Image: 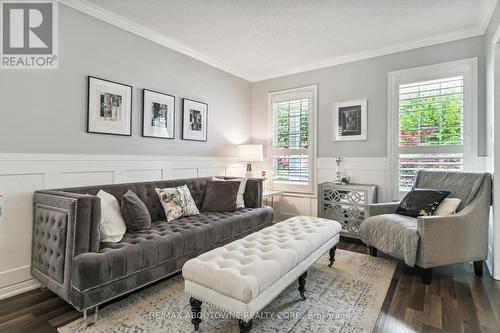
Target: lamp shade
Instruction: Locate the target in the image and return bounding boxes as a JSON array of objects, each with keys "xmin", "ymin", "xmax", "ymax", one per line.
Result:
[{"xmin": 236, "ymin": 144, "xmax": 263, "ymax": 162}]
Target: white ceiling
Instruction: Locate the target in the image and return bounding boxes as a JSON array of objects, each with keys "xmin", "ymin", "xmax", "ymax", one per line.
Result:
[{"xmin": 65, "ymin": 0, "xmax": 497, "ymax": 82}]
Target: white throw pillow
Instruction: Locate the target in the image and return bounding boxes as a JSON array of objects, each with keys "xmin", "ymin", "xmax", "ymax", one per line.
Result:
[
  {"xmin": 434, "ymin": 198, "xmax": 461, "ymax": 216},
  {"xmin": 211, "ymin": 177, "xmax": 247, "ymax": 208},
  {"xmin": 97, "ymin": 190, "xmax": 127, "ymax": 243}
]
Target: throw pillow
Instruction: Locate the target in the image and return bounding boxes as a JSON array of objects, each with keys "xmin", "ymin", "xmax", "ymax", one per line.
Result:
[
  {"xmin": 396, "ymin": 189, "xmax": 451, "ymax": 218},
  {"xmin": 120, "ymin": 190, "xmax": 151, "ymax": 231},
  {"xmin": 211, "ymin": 177, "xmax": 247, "ymax": 208},
  {"xmin": 155, "ymin": 185, "xmax": 200, "ymax": 222},
  {"xmin": 434, "ymin": 198, "xmax": 462, "ymax": 216},
  {"xmin": 202, "ymin": 180, "xmax": 240, "ymax": 212},
  {"xmin": 96, "ymin": 190, "xmax": 127, "ymax": 243}
]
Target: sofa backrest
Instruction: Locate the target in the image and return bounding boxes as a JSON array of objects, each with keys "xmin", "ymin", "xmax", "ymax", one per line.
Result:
[
  {"xmin": 56, "ymin": 177, "xmax": 263, "ymax": 222},
  {"xmin": 414, "ymin": 170, "xmax": 489, "ymax": 212},
  {"xmin": 59, "ymin": 177, "xmax": 212, "ymax": 221}
]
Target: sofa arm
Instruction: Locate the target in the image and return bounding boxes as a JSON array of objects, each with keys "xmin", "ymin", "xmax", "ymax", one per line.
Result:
[
  {"xmin": 242, "ymin": 178, "xmax": 263, "ymax": 208},
  {"xmin": 32, "ymin": 190, "xmax": 101, "ymax": 303},
  {"xmin": 366, "ymin": 202, "xmax": 399, "ymax": 217},
  {"xmin": 416, "ymin": 194, "xmax": 489, "ymax": 267}
]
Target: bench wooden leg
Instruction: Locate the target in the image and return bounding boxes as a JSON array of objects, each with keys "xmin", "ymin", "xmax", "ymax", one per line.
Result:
[
  {"xmin": 238, "ymin": 319, "xmax": 253, "ymax": 333},
  {"xmin": 298, "ymin": 271, "xmax": 308, "ymax": 299},
  {"xmin": 328, "ymin": 246, "xmax": 337, "ymax": 267},
  {"xmin": 368, "ymin": 246, "xmax": 377, "ymax": 257},
  {"xmin": 190, "ymin": 297, "xmax": 202, "ymax": 331}
]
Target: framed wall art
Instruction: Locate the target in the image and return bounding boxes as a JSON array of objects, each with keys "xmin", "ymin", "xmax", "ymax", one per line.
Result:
[
  {"xmin": 87, "ymin": 76, "xmax": 132, "ymax": 136},
  {"xmin": 182, "ymin": 98, "xmax": 208, "ymax": 142},
  {"xmin": 142, "ymin": 89, "xmax": 175, "ymax": 139},
  {"xmin": 333, "ymin": 99, "xmax": 367, "ymax": 141}
]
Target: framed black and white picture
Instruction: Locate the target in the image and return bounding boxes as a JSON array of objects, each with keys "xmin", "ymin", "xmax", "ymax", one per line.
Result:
[
  {"xmin": 142, "ymin": 89, "xmax": 175, "ymax": 139},
  {"xmin": 333, "ymin": 99, "xmax": 367, "ymax": 141},
  {"xmin": 87, "ymin": 76, "xmax": 132, "ymax": 136},
  {"xmin": 182, "ymin": 98, "xmax": 208, "ymax": 141}
]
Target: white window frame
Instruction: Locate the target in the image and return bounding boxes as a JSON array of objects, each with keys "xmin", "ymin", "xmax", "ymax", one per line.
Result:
[
  {"xmin": 388, "ymin": 58, "xmax": 478, "ymax": 200},
  {"xmin": 267, "ymin": 85, "xmax": 318, "ymax": 195}
]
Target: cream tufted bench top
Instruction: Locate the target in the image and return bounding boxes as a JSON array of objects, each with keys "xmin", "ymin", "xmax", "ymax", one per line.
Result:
[{"xmin": 183, "ymin": 216, "xmax": 341, "ymax": 304}]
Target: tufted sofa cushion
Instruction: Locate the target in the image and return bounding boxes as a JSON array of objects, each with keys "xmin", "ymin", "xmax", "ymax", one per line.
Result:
[
  {"xmin": 182, "ymin": 216, "xmax": 341, "ymax": 303},
  {"xmin": 71, "ymin": 207, "xmax": 273, "ymax": 291}
]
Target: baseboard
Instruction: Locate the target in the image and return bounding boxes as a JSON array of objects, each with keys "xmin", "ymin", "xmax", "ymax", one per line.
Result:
[{"xmin": 0, "ymin": 278, "xmax": 41, "ymax": 300}]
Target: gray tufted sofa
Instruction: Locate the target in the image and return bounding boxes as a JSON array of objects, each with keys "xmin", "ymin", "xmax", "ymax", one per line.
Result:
[{"xmin": 31, "ymin": 177, "xmax": 273, "ymax": 316}]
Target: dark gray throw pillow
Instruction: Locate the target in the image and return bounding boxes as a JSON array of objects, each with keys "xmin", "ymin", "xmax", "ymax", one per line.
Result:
[
  {"xmin": 396, "ymin": 189, "xmax": 451, "ymax": 218},
  {"xmin": 202, "ymin": 180, "xmax": 240, "ymax": 212},
  {"xmin": 121, "ymin": 190, "xmax": 151, "ymax": 231}
]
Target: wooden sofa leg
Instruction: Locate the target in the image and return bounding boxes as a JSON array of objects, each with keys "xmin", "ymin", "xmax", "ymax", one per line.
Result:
[
  {"xmin": 368, "ymin": 246, "xmax": 377, "ymax": 257},
  {"xmin": 328, "ymin": 246, "xmax": 337, "ymax": 267},
  {"xmin": 238, "ymin": 319, "xmax": 253, "ymax": 333},
  {"xmin": 190, "ymin": 297, "xmax": 202, "ymax": 331},
  {"xmin": 473, "ymin": 261, "xmax": 483, "ymax": 276},
  {"xmin": 422, "ymin": 268, "xmax": 432, "ymax": 285}
]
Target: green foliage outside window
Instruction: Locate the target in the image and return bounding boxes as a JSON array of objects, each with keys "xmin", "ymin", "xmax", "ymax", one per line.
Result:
[{"xmin": 399, "ymin": 93, "xmax": 463, "ymax": 146}]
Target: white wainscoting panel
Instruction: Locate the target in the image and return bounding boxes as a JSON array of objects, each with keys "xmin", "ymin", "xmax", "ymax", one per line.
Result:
[
  {"xmin": 124, "ymin": 169, "xmax": 163, "ymax": 183},
  {"xmin": 0, "ymin": 153, "xmax": 244, "ymax": 299}
]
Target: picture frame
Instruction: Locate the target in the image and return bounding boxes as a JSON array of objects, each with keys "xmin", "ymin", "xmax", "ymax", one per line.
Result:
[
  {"xmin": 333, "ymin": 99, "xmax": 367, "ymax": 141},
  {"xmin": 87, "ymin": 76, "xmax": 132, "ymax": 136},
  {"xmin": 182, "ymin": 98, "xmax": 208, "ymax": 142},
  {"xmin": 142, "ymin": 89, "xmax": 175, "ymax": 139}
]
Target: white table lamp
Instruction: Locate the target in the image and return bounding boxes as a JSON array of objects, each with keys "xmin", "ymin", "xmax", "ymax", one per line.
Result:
[{"xmin": 237, "ymin": 144, "xmax": 263, "ymax": 177}]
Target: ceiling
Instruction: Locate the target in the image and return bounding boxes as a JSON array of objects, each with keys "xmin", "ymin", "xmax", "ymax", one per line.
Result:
[{"xmin": 65, "ymin": 0, "xmax": 497, "ymax": 82}]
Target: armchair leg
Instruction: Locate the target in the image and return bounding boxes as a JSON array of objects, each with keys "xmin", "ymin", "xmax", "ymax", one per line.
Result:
[
  {"xmin": 368, "ymin": 246, "xmax": 377, "ymax": 257},
  {"xmin": 473, "ymin": 261, "xmax": 483, "ymax": 276},
  {"xmin": 422, "ymin": 268, "xmax": 432, "ymax": 285}
]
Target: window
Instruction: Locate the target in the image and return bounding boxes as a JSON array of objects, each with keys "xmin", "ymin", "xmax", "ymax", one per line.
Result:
[
  {"xmin": 389, "ymin": 58, "xmax": 478, "ymax": 198},
  {"xmin": 269, "ymin": 86, "xmax": 317, "ymax": 194}
]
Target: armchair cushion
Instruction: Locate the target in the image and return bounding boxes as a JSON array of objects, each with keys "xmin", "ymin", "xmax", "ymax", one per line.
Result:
[{"xmin": 359, "ymin": 214, "xmax": 419, "ymax": 266}]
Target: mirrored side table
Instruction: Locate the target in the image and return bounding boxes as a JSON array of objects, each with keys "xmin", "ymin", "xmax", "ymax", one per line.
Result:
[{"xmin": 318, "ymin": 183, "xmax": 378, "ymax": 238}]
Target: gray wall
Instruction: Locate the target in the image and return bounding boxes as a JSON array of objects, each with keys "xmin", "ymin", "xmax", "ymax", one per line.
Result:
[
  {"xmin": 251, "ymin": 36, "xmax": 487, "ymax": 158},
  {"xmin": 0, "ymin": 5, "xmax": 252, "ymax": 156}
]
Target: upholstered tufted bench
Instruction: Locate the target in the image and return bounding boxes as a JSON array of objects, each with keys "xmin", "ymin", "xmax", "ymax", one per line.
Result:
[{"xmin": 182, "ymin": 216, "xmax": 342, "ymax": 332}]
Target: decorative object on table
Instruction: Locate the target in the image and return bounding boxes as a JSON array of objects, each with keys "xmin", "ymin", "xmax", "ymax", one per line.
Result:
[
  {"xmin": 341, "ymin": 176, "xmax": 351, "ymax": 184},
  {"xmin": 319, "ymin": 182, "xmax": 378, "ymax": 238},
  {"xmin": 182, "ymin": 98, "xmax": 208, "ymax": 141},
  {"xmin": 142, "ymin": 89, "xmax": 175, "ymax": 139},
  {"xmin": 333, "ymin": 99, "xmax": 367, "ymax": 141},
  {"xmin": 236, "ymin": 144, "xmax": 264, "ymax": 177},
  {"xmin": 261, "ymin": 170, "xmax": 268, "ymax": 189},
  {"xmin": 87, "ymin": 76, "xmax": 132, "ymax": 136},
  {"xmin": 334, "ymin": 157, "xmax": 343, "ymax": 184}
]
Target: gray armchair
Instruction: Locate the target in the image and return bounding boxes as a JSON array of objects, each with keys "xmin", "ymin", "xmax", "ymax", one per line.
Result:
[{"xmin": 359, "ymin": 170, "xmax": 491, "ymax": 284}]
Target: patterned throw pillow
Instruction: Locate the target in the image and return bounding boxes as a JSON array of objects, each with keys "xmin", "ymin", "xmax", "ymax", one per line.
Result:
[
  {"xmin": 396, "ymin": 189, "xmax": 451, "ymax": 218},
  {"xmin": 155, "ymin": 185, "xmax": 200, "ymax": 222}
]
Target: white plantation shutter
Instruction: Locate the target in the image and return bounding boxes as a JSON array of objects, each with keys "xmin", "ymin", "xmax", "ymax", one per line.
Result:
[
  {"xmin": 270, "ymin": 86, "xmax": 316, "ymax": 194},
  {"xmin": 398, "ymin": 76, "xmax": 464, "ymax": 190}
]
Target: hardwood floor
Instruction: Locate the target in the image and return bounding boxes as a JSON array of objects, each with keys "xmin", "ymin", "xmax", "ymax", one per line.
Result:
[{"xmin": 0, "ymin": 239, "xmax": 498, "ymax": 333}]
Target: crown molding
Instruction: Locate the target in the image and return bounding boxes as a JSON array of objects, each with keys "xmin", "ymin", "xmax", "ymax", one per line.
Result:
[
  {"xmin": 59, "ymin": 0, "xmax": 496, "ymax": 83},
  {"xmin": 253, "ymin": 26, "xmax": 486, "ymax": 82},
  {"xmin": 57, "ymin": 0, "xmax": 251, "ymax": 81}
]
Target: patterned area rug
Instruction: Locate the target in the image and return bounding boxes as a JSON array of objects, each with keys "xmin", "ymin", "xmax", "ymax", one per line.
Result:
[{"xmin": 59, "ymin": 250, "xmax": 396, "ymax": 333}]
